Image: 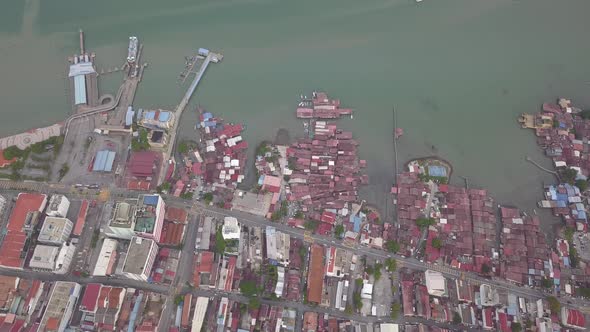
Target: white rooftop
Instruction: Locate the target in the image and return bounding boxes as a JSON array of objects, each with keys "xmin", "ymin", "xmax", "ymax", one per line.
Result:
[{"xmin": 222, "ymin": 217, "xmax": 240, "ymax": 240}]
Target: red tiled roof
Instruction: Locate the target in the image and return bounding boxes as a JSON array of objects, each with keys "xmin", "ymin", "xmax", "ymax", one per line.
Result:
[
  {"xmin": 129, "ymin": 151, "xmax": 157, "ymax": 177},
  {"xmin": 193, "ymin": 251, "xmax": 214, "ymax": 286},
  {"xmin": 161, "ymin": 222, "xmax": 185, "ymax": 246},
  {"xmin": 483, "ymin": 308, "xmax": 494, "ymax": 328},
  {"xmin": 320, "ymin": 211, "xmax": 336, "ymax": 224},
  {"xmin": 0, "ymin": 151, "xmax": 16, "ymax": 168},
  {"xmin": 127, "ymin": 180, "xmax": 151, "ymax": 191},
  {"xmin": 498, "ymin": 312, "xmax": 509, "ymax": 332},
  {"xmin": 45, "ymin": 317, "xmax": 60, "ymax": 331},
  {"xmin": 7, "ymin": 193, "xmax": 46, "ymax": 232},
  {"xmin": 0, "ymin": 193, "xmax": 45, "ymax": 267},
  {"xmin": 165, "ymin": 207, "xmax": 188, "ymax": 223},
  {"xmin": 307, "ymin": 245, "xmax": 325, "ymax": 303},
  {"xmin": 73, "ymin": 200, "xmax": 89, "ymax": 236},
  {"xmin": 564, "ymin": 308, "xmax": 586, "ymax": 327},
  {"xmin": 80, "ymin": 283, "xmax": 102, "ymax": 312}
]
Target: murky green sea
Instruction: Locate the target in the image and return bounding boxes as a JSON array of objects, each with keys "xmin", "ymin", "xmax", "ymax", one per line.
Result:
[{"xmin": 2, "ymin": 0, "xmax": 590, "ymax": 231}]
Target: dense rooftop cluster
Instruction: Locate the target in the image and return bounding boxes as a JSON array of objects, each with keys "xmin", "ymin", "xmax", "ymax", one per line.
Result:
[
  {"xmin": 197, "ymin": 110, "xmax": 248, "ymax": 188},
  {"xmin": 287, "ymin": 121, "xmax": 367, "ymax": 214}
]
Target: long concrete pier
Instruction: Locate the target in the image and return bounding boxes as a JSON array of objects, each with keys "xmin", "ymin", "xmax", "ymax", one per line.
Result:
[
  {"xmin": 158, "ymin": 50, "xmax": 222, "ymax": 184},
  {"xmin": 174, "ymin": 52, "xmax": 220, "ymax": 116}
]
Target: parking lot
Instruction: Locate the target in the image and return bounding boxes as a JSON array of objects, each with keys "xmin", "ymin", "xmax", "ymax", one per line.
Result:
[{"xmin": 53, "ymin": 114, "xmax": 131, "ymax": 187}]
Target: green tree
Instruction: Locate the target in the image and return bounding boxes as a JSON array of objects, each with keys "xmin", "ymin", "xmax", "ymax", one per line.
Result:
[
  {"xmin": 294, "ymin": 211, "xmax": 304, "ymax": 219},
  {"xmin": 58, "ymin": 163, "xmax": 69, "ymax": 181},
  {"xmin": 344, "ymin": 304, "xmax": 353, "ymax": 315},
  {"xmin": 240, "ymin": 280, "xmax": 259, "ymax": 297},
  {"xmin": 570, "ymin": 247, "xmax": 580, "ymax": 268},
  {"xmin": 374, "ymin": 263, "xmax": 382, "ymax": 281},
  {"xmin": 215, "ymin": 226, "xmax": 226, "ymax": 254},
  {"xmin": 365, "ymin": 265, "xmax": 374, "ymax": 275},
  {"xmin": 174, "ymin": 295, "xmax": 184, "ymax": 306},
  {"xmin": 547, "ymin": 296, "xmax": 560, "ymax": 314},
  {"xmin": 511, "ymin": 322, "xmax": 522, "ymax": 332},
  {"xmin": 2, "ymin": 146, "xmax": 25, "ymax": 160},
  {"xmin": 353, "ymin": 292, "xmax": 362, "ymax": 310},
  {"xmin": 431, "ymin": 237, "xmax": 443, "ymax": 249},
  {"xmin": 561, "ymin": 168, "xmax": 578, "ymax": 185},
  {"xmin": 298, "ymin": 246, "xmax": 307, "ymax": 261},
  {"xmin": 481, "ymin": 263, "xmax": 491, "ymax": 274},
  {"xmin": 541, "ymin": 277, "xmax": 553, "ymax": 289},
  {"xmin": 391, "ymin": 303, "xmax": 401, "ymax": 319},
  {"xmin": 575, "ymin": 179, "xmax": 588, "ymax": 192},
  {"xmin": 385, "ymin": 240, "xmax": 400, "ymax": 253},
  {"xmin": 203, "ymin": 192, "xmax": 213, "ymax": 204},
  {"xmin": 178, "ymin": 141, "xmax": 190, "ymax": 154},
  {"xmin": 355, "ymin": 278, "xmax": 363, "ymax": 289},
  {"xmin": 416, "ymin": 217, "xmax": 436, "ymax": 229},
  {"xmin": 334, "ymin": 225, "xmax": 345, "ymax": 238},
  {"xmin": 564, "ymin": 226, "xmax": 575, "ymax": 242},
  {"xmin": 453, "ymin": 311, "xmax": 462, "ymax": 324},
  {"xmin": 385, "ymin": 258, "xmax": 397, "ymax": 271},
  {"xmin": 304, "ymin": 220, "xmax": 319, "ymax": 231},
  {"xmin": 180, "ymin": 192, "xmax": 193, "ymax": 200},
  {"xmin": 248, "ymin": 297, "xmax": 261, "ymax": 310},
  {"xmin": 132, "ymin": 128, "xmax": 150, "ymax": 151},
  {"xmin": 578, "ymin": 287, "xmax": 590, "ymax": 298}
]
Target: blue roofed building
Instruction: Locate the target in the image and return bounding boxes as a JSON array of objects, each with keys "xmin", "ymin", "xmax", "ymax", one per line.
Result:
[
  {"xmin": 73, "ymin": 75, "xmax": 87, "ymax": 105},
  {"xmin": 92, "ymin": 150, "xmax": 116, "ymax": 172},
  {"xmin": 125, "ymin": 107, "xmax": 135, "ymax": 128},
  {"xmin": 138, "ymin": 109, "xmax": 175, "ymax": 130}
]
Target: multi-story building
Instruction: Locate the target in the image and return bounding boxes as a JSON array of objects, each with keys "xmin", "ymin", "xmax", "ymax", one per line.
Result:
[
  {"xmin": 93, "ymin": 238, "xmax": 118, "ymax": 276},
  {"xmin": 0, "ymin": 193, "xmax": 47, "ymax": 268},
  {"xmin": 28, "ymin": 243, "xmax": 75, "ymax": 274},
  {"xmin": 39, "ymin": 281, "xmax": 81, "ymax": 332},
  {"xmin": 134, "ymin": 194, "xmax": 165, "ymax": 242},
  {"xmin": 120, "ymin": 236, "xmax": 158, "ymax": 281},
  {"xmin": 105, "ymin": 201, "xmax": 137, "ymax": 240},
  {"xmin": 46, "ymin": 195, "xmax": 70, "ymax": 218},
  {"xmin": 265, "ymin": 226, "xmax": 290, "ymax": 267},
  {"xmin": 38, "ymin": 217, "xmax": 73, "ymax": 245}
]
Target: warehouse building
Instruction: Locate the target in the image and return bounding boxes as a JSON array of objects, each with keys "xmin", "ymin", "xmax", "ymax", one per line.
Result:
[{"xmin": 92, "ymin": 150, "xmax": 116, "ymax": 172}]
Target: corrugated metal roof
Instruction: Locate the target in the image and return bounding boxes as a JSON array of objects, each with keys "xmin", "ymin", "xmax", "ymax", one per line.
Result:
[
  {"xmin": 93, "ymin": 150, "xmax": 107, "ymax": 172},
  {"xmin": 125, "ymin": 108, "xmax": 134, "ymax": 126},
  {"xmin": 74, "ymin": 75, "xmax": 87, "ymax": 105},
  {"xmin": 68, "ymin": 62, "xmax": 95, "ymax": 77},
  {"xmin": 104, "ymin": 151, "xmax": 116, "ymax": 172}
]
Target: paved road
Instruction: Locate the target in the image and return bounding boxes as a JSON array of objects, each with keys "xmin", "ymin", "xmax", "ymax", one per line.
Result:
[
  {"xmin": 0, "ymin": 267, "xmax": 168, "ymax": 294},
  {"xmin": 183, "ymin": 288, "xmax": 481, "ymax": 331},
  {"xmin": 1, "ymin": 180, "xmax": 589, "ymax": 311},
  {"xmin": 157, "ymin": 214, "xmax": 202, "ymax": 332}
]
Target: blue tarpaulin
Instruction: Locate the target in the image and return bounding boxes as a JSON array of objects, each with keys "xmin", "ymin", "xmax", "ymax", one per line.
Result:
[{"xmin": 428, "ymin": 165, "xmax": 447, "ymax": 177}]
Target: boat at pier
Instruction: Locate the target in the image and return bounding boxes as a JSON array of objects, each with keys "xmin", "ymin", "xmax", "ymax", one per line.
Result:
[{"xmin": 127, "ymin": 36, "xmax": 138, "ymax": 63}]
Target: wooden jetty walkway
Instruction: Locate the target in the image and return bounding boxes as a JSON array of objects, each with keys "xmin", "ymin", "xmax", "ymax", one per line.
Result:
[{"xmin": 525, "ymin": 156, "xmax": 559, "ymax": 177}]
